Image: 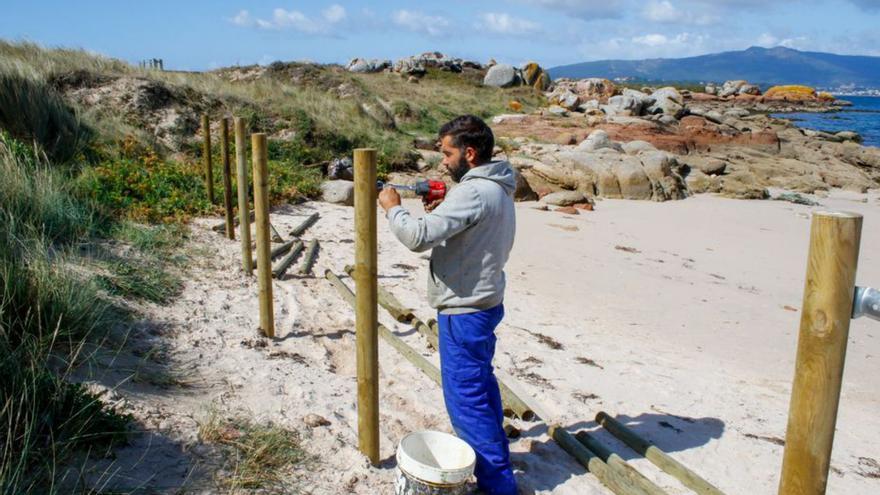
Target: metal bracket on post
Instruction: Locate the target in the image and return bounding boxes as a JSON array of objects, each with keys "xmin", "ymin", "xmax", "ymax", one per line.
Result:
[{"xmin": 853, "ymin": 286, "xmax": 880, "ymax": 321}]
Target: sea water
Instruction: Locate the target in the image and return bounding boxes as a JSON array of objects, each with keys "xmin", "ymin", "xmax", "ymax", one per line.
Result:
[{"xmin": 772, "ymin": 96, "xmax": 880, "ymax": 147}]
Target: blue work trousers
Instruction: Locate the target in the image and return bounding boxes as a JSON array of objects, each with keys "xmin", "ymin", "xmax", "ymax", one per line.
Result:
[{"xmin": 438, "ymin": 305, "xmax": 517, "ymax": 495}]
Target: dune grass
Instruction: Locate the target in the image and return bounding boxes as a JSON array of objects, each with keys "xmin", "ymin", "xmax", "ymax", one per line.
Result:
[
  {"xmin": 0, "ymin": 132, "xmax": 133, "ymax": 493},
  {"xmin": 198, "ymin": 411, "xmax": 307, "ymax": 491}
]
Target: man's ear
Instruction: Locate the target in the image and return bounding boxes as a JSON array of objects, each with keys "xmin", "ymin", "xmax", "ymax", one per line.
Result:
[{"xmin": 465, "ymin": 146, "xmax": 478, "ymax": 167}]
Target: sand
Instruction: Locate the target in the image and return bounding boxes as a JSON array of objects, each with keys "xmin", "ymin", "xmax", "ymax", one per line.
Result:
[{"xmin": 73, "ymin": 188, "xmax": 880, "ymax": 494}]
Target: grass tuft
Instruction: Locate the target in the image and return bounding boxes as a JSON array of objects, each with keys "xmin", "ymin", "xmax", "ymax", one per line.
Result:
[{"xmin": 199, "ymin": 411, "xmax": 307, "ymax": 491}]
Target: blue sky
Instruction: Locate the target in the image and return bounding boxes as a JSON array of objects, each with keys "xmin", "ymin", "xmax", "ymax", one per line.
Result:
[{"xmin": 2, "ymin": 0, "xmax": 879, "ymax": 71}]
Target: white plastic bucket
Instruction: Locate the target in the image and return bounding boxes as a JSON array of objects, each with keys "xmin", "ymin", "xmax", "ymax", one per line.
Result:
[{"xmin": 395, "ymin": 431, "xmax": 476, "ymax": 494}]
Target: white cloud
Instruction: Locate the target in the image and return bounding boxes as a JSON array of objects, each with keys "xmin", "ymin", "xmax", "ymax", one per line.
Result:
[
  {"xmin": 478, "ymin": 12, "xmax": 541, "ymax": 34},
  {"xmin": 230, "ymin": 10, "xmax": 253, "ymax": 27},
  {"xmin": 515, "ymin": 0, "xmax": 624, "ymax": 20},
  {"xmin": 633, "ymin": 33, "xmax": 671, "ymax": 47},
  {"xmin": 642, "ymin": 1, "xmax": 719, "ymax": 25},
  {"xmin": 643, "ymin": 1, "xmax": 681, "ymax": 22},
  {"xmin": 323, "ymin": 4, "xmax": 346, "ymax": 23},
  {"xmin": 229, "ymin": 5, "xmax": 346, "ymax": 34},
  {"xmin": 391, "ymin": 10, "xmax": 451, "ymax": 37},
  {"xmin": 756, "ymin": 33, "xmax": 780, "ymax": 46}
]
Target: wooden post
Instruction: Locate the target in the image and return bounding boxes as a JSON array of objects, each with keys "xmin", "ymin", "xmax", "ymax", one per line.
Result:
[
  {"xmin": 234, "ymin": 117, "xmax": 253, "ymax": 274},
  {"xmin": 252, "ymin": 133, "xmax": 274, "ymax": 338},
  {"xmin": 354, "ymin": 148, "xmax": 379, "ymax": 465},
  {"xmin": 220, "ymin": 117, "xmax": 235, "ymax": 240},
  {"xmin": 778, "ymin": 211, "xmax": 862, "ymax": 495},
  {"xmin": 201, "ymin": 115, "xmax": 215, "ymax": 204},
  {"xmin": 597, "ymin": 412, "xmax": 726, "ymax": 495}
]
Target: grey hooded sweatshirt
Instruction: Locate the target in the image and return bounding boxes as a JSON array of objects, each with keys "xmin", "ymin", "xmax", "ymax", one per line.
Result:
[{"xmin": 386, "ymin": 160, "xmax": 516, "ymax": 315}]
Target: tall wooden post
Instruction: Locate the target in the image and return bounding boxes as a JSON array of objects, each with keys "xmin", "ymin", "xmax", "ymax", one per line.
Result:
[
  {"xmin": 220, "ymin": 117, "xmax": 235, "ymax": 240},
  {"xmin": 234, "ymin": 117, "xmax": 253, "ymax": 274},
  {"xmin": 251, "ymin": 133, "xmax": 274, "ymax": 338},
  {"xmin": 778, "ymin": 211, "xmax": 862, "ymax": 495},
  {"xmin": 354, "ymin": 148, "xmax": 379, "ymax": 464},
  {"xmin": 201, "ymin": 115, "xmax": 215, "ymax": 204}
]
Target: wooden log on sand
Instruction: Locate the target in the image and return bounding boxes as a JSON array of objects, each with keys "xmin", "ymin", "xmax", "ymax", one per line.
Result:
[
  {"xmin": 344, "ymin": 265, "xmax": 414, "ymax": 322},
  {"xmin": 271, "ymin": 240, "xmax": 296, "ymax": 260},
  {"xmin": 272, "ymin": 241, "xmax": 305, "ymax": 279},
  {"xmin": 550, "ymin": 424, "xmax": 645, "ymax": 495},
  {"xmin": 575, "ymin": 430, "xmax": 670, "ymax": 495},
  {"xmin": 327, "ymin": 269, "xmax": 441, "ymax": 383},
  {"xmin": 596, "ymin": 412, "xmax": 726, "ymax": 495},
  {"xmin": 298, "ymin": 240, "xmax": 320, "ymax": 276},
  {"xmin": 290, "ymin": 212, "xmax": 319, "ymax": 238}
]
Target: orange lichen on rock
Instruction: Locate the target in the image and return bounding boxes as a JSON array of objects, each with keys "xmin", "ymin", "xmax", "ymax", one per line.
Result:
[
  {"xmin": 764, "ymin": 85, "xmax": 818, "ymax": 100},
  {"xmin": 818, "ymin": 91, "xmax": 835, "ymax": 101},
  {"xmin": 508, "ymin": 100, "xmax": 523, "ymax": 112}
]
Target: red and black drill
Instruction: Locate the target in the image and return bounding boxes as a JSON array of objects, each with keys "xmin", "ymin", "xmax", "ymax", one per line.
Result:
[{"xmin": 377, "ymin": 179, "xmax": 447, "ymax": 203}]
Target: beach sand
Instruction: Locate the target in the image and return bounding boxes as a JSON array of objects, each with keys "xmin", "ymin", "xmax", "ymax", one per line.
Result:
[{"xmin": 78, "ymin": 189, "xmax": 880, "ymax": 494}]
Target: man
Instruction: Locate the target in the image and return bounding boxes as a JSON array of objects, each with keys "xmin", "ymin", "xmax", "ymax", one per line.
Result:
[{"xmin": 378, "ymin": 115, "xmax": 517, "ymax": 495}]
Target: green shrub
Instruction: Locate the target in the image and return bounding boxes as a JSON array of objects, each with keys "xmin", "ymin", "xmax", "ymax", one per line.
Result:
[{"xmin": 77, "ymin": 151, "xmax": 212, "ymax": 223}]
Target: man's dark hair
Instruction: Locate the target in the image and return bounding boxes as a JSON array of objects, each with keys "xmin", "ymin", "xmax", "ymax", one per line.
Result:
[{"xmin": 439, "ymin": 115, "xmax": 495, "ymax": 165}]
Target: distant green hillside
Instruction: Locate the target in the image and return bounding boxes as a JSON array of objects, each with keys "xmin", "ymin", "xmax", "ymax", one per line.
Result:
[{"xmin": 549, "ymin": 46, "xmax": 880, "ymax": 88}]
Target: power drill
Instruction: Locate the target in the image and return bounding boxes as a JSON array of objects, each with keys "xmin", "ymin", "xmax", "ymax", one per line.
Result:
[{"xmin": 377, "ymin": 179, "xmax": 447, "ymax": 203}]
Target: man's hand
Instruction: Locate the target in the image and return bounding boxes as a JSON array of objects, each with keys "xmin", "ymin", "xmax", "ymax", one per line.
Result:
[
  {"xmin": 378, "ymin": 186, "xmax": 401, "ymax": 213},
  {"xmin": 423, "ymin": 197, "xmax": 443, "ymax": 212}
]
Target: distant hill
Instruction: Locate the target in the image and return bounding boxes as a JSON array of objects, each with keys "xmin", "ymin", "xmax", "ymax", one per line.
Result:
[{"xmin": 548, "ymin": 46, "xmax": 880, "ymax": 88}]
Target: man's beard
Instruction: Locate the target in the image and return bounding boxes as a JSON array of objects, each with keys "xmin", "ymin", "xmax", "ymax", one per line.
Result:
[{"xmin": 449, "ymin": 155, "xmax": 469, "ymax": 183}]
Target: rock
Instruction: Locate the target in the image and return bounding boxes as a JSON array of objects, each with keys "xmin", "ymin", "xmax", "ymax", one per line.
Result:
[
  {"xmin": 303, "ymin": 414, "xmax": 331, "ymax": 428},
  {"xmin": 321, "ymin": 180, "xmax": 355, "ymax": 206},
  {"xmin": 621, "ymin": 140, "xmax": 658, "ymax": 155},
  {"xmin": 604, "ymin": 89, "xmax": 654, "ymax": 116},
  {"xmin": 724, "ymin": 108, "xmax": 750, "ymax": 118},
  {"xmin": 658, "ymin": 115, "xmax": 678, "ymax": 125},
  {"xmin": 359, "ymin": 99, "xmax": 396, "ymax": 130},
  {"xmin": 836, "ymin": 131, "xmax": 862, "ymax": 143},
  {"xmin": 647, "ymin": 87, "xmax": 685, "ymax": 118},
  {"xmin": 576, "ymin": 129, "xmax": 623, "ymax": 152},
  {"xmin": 614, "ymin": 157, "xmax": 654, "ymax": 200},
  {"xmin": 639, "ymin": 151, "xmax": 688, "ymax": 200},
  {"xmin": 521, "ymin": 62, "xmax": 551, "ymax": 91},
  {"xmin": 719, "ymin": 171, "xmax": 770, "ymax": 200},
  {"xmin": 555, "ymin": 206, "xmax": 579, "ymax": 215},
  {"xmin": 514, "ymin": 169, "xmax": 538, "ymax": 201},
  {"xmin": 548, "ymin": 105, "xmax": 569, "ymax": 117},
  {"xmin": 491, "ymin": 114, "xmax": 527, "ymax": 125},
  {"xmin": 542, "ymin": 190, "xmax": 589, "ymax": 206},
  {"xmin": 739, "ymin": 84, "xmax": 761, "ymax": 96},
  {"xmin": 555, "ymin": 133, "xmax": 576, "ymax": 145},
  {"xmin": 393, "ymin": 57, "xmax": 426, "ymax": 76},
  {"xmin": 774, "ymin": 192, "xmax": 820, "ymax": 206},
  {"xmin": 575, "ymin": 78, "xmax": 617, "ymax": 100},
  {"xmin": 720, "ymin": 80, "xmax": 748, "ymax": 97},
  {"xmin": 764, "ymin": 85, "xmax": 818, "ymax": 101},
  {"xmin": 578, "ymin": 99, "xmax": 600, "ymax": 112},
  {"xmin": 547, "ymin": 87, "xmax": 580, "ymax": 110},
  {"xmin": 705, "ymin": 83, "xmax": 718, "ymax": 95},
  {"xmin": 484, "ymin": 64, "xmax": 518, "ymax": 87},
  {"xmin": 685, "ymin": 170, "xmax": 721, "ymax": 194},
  {"xmin": 697, "ymin": 158, "xmax": 727, "ymax": 176},
  {"xmin": 407, "ymin": 76, "xmax": 419, "ymax": 84},
  {"xmin": 573, "ymin": 202, "xmax": 594, "ymax": 211},
  {"xmin": 346, "ymin": 58, "xmax": 390, "ymax": 73}
]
